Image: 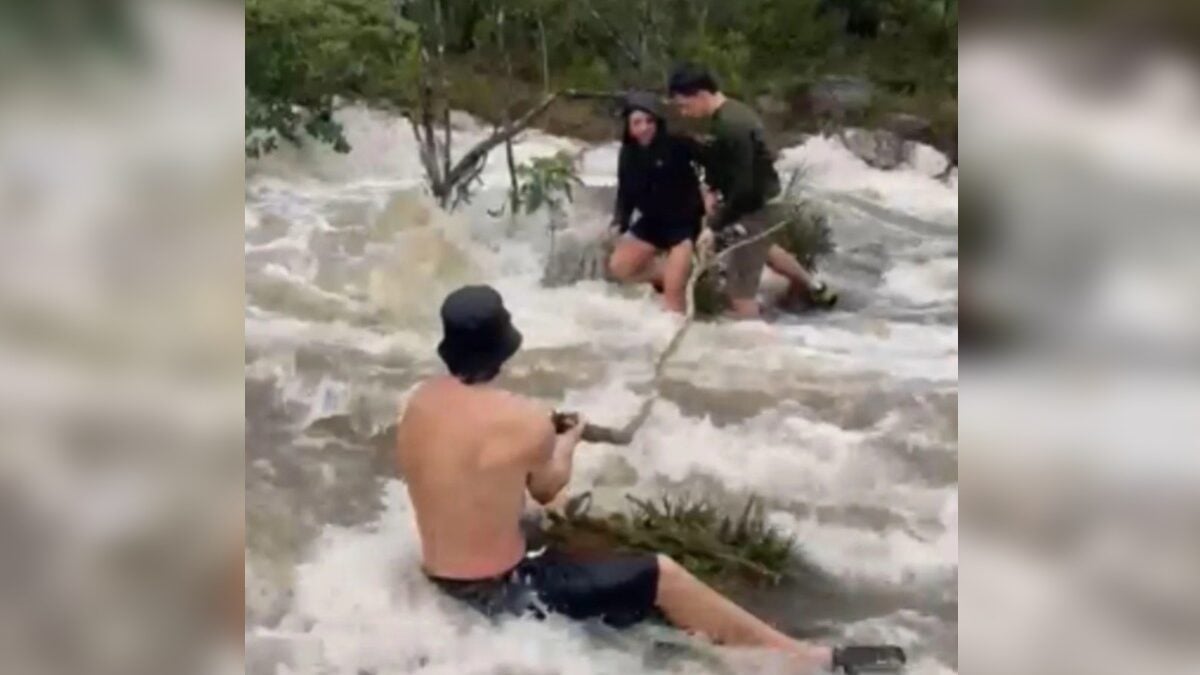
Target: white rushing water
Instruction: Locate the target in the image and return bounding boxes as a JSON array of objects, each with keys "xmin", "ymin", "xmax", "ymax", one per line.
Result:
[{"xmin": 245, "ymin": 106, "xmax": 958, "ymax": 675}]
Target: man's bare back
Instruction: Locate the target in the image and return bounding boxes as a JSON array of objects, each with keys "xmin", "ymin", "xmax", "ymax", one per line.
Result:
[{"xmin": 396, "ymin": 376, "xmax": 558, "ymax": 579}]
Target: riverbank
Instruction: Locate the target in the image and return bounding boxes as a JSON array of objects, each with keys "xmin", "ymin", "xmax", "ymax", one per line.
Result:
[{"xmin": 441, "ymin": 61, "xmax": 957, "ymax": 164}]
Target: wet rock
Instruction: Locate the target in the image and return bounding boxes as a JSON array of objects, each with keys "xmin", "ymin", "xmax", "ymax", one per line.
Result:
[
  {"xmin": 754, "ymin": 94, "xmax": 790, "ymax": 125},
  {"xmin": 839, "ymin": 127, "xmax": 910, "ymax": 170},
  {"xmin": 541, "ymin": 221, "xmax": 617, "ymax": 287},
  {"xmin": 883, "ymin": 112, "xmax": 934, "ymax": 143},
  {"xmin": 807, "ymin": 76, "xmax": 874, "ymax": 123}
]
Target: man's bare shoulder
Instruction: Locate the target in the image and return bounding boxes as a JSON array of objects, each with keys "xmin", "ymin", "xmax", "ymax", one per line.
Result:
[
  {"xmin": 401, "ymin": 378, "xmax": 546, "ymax": 428},
  {"xmin": 401, "ymin": 377, "xmax": 472, "ymax": 418},
  {"xmin": 474, "ymin": 388, "xmax": 553, "ymax": 462}
]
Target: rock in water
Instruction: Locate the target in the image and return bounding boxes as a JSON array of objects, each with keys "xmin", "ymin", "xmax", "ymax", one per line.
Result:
[
  {"xmin": 883, "ymin": 112, "xmax": 934, "ymax": 143},
  {"xmin": 807, "ymin": 76, "xmax": 874, "ymax": 123},
  {"xmin": 754, "ymin": 94, "xmax": 789, "ymax": 126},
  {"xmin": 839, "ymin": 127, "xmax": 910, "ymax": 170},
  {"xmin": 542, "ymin": 221, "xmax": 617, "ymax": 287}
]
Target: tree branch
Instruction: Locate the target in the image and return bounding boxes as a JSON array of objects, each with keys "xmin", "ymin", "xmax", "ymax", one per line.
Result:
[
  {"xmin": 560, "ymin": 217, "xmax": 795, "ymax": 446},
  {"xmin": 441, "ymin": 91, "xmax": 559, "ymax": 189},
  {"xmin": 437, "ymin": 89, "xmax": 624, "ymax": 208}
]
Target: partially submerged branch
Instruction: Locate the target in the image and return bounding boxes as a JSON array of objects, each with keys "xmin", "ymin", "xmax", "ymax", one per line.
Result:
[{"xmin": 542, "ymin": 492, "xmax": 800, "ymax": 587}]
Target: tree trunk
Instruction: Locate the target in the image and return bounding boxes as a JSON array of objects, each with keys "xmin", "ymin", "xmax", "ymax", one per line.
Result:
[
  {"xmin": 498, "ymin": 6, "xmax": 520, "ymax": 213},
  {"xmin": 434, "ymin": 0, "xmax": 451, "ymax": 204},
  {"xmin": 538, "ymin": 14, "xmax": 550, "ymax": 94}
]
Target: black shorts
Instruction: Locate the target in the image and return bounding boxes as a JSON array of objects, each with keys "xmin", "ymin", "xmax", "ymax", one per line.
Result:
[
  {"xmin": 428, "ymin": 548, "xmax": 659, "ymax": 628},
  {"xmin": 629, "ymin": 215, "xmax": 699, "ymax": 252}
]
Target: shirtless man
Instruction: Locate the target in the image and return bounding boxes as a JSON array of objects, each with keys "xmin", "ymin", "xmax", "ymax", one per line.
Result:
[{"xmin": 396, "ymin": 284, "xmax": 905, "ymax": 672}]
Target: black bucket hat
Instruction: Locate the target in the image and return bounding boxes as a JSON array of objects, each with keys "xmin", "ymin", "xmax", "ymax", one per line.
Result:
[{"xmin": 437, "ymin": 285, "xmax": 523, "ymax": 383}]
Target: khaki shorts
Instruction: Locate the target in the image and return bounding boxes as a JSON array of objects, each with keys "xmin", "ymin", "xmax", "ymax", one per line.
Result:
[{"xmin": 721, "ymin": 203, "xmax": 785, "ymax": 299}]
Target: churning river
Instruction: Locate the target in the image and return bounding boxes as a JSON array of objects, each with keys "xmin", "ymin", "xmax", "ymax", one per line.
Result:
[{"xmin": 245, "ymin": 106, "xmax": 958, "ymax": 675}]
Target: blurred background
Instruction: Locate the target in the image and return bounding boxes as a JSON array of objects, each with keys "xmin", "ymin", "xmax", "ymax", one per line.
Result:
[
  {"xmin": 0, "ymin": 1, "xmax": 244, "ymax": 674},
  {"xmin": 960, "ymin": 1, "xmax": 1200, "ymax": 674}
]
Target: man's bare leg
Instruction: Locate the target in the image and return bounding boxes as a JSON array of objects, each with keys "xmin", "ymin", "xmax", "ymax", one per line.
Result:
[
  {"xmin": 765, "ymin": 245, "xmax": 816, "ymax": 294},
  {"xmin": 725, "ymin": 297, "xmax": 761, "ymax": 320},
  {"xmin": 660, "ymin": 241, "xmax": 693, "ymax": 313},
  {"xmin": 654, "ymin": 555, "xmax": 833, "ymax": 670}
]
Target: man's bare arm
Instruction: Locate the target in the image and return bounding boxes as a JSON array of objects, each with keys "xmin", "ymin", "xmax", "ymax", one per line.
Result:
[{"xmin": 527, "ymin": 413, "xmax": 585, "ymax": 505}]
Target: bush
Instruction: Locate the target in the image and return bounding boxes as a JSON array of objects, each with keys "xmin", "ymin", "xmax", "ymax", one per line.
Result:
[
  {"xmin": 245, "ymin": 0, "xmax": 419, "ymax": 156},
  {"xmin": 692, "ymin": 199, "xmax": 835, "ymax": 318}
]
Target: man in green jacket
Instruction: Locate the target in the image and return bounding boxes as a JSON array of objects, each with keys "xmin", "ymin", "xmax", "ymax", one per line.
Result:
[{"xmin": 669, "ymin": 64, "xmax": 836, "ymax": 319}]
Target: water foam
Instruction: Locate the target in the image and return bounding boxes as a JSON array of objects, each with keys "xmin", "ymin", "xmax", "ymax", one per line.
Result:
[
  {"xmin": 779, "ymin": 136, "xmax": 957, "ymax": 225},
  {"xmin": 246, "ymin": 104, "xmax": 959, "ymax": 673}
]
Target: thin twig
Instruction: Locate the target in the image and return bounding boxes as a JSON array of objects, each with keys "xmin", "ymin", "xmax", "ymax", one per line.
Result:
[
  {"xmin": 578, "ymin": 0, "xmax": 643, "ymax": 68},
  {"xmin": 710, "ymin": 218, "xmax": 793, "ymax": 261},
  {"xmin": 585, "ymin": 217, "xmax": 794, "ymax": 444}
]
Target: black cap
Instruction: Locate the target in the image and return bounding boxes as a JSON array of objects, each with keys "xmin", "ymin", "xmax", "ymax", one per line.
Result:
[
  {"xmin": 667, "ymin": 63, "xmax": 719, "ymax": 96},
  {"xmin": 437, "ymin": 285, "xmax": 523, "ymax": 383}
]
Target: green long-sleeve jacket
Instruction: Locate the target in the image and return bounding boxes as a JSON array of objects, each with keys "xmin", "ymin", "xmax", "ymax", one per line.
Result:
[{"xmin": 700, "ymin": 98, "xmax": 781, "ymax": 231}]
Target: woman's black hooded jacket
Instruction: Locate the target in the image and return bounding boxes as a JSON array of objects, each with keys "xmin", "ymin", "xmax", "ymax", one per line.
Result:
[{"xmin": 613, "ymin": 93, "xmax": 704, "ymax": 235}]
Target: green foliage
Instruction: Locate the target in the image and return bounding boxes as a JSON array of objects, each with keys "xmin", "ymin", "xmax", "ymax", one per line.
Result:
[
  {"xmin": 543, "ymin": 493, "xmax": 798, "ymax": 586},
  {"xmin": 737, "ymin": 0, "xmax": 837, "ymax": 92},
  {"xmin": 246, "ymin": 0, "xmax": 958, "ymax": 157},
  {"xmin": 513, "ymin": 151, "xmax": 583, "ymax": 216},
  {"xmin": 692, "ymin": 196, "xmax": 835, "ymax": 319},
  {"xmin": 675, "ymin": 31, "xmax": 752, "ymax": 97},
  {"xmin": 773, "ymin": 201, "xmax": 835, "ymax": 270},
  {"xmin": 692, "ymin": 269, "xmax": 725, "ymax": 318},
  {"xmin": 245, "ymin": 0, "xmax": 419, "ymax": 157}
]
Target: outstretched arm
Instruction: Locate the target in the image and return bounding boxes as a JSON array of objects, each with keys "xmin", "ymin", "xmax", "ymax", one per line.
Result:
[{"xmin": 710, "ymin": 130, "xmax": 758, "ymax": 231}]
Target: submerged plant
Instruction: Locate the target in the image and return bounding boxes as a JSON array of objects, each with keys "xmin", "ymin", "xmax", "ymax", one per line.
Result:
[
  {"xmin": 542, "ymin": 492, "xmax": 800, "ymax": 587},
  {"xmin": 512, "ymin": 151, "xmax": 583, "ymax": 217},
  {"xmin": 691, "ymin": 197, "xmax": 834, "ymax": 318}
]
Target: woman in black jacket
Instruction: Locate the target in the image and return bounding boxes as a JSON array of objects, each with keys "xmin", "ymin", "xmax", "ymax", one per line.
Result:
[{"xmin": 607, "ymin": 92, "xmax": 704, "ymax": 313}]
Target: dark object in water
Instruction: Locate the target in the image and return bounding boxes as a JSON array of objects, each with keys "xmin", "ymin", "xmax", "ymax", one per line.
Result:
[
  {"xmin": 806, "ymin": 281, "xmax": 839, "ymax": 310},
  {"xmin": 833, "ymin": 645, "xmax": 908, "ymax": 673},
  {"xmin": 552, "ymin": 411, "xmax": 634, "ymax": 445}
]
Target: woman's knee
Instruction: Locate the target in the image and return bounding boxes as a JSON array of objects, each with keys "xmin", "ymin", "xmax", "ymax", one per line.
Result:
[
  {"xmin": 608, "ymin": 251, "xmax": 633, "ymax": 279},
  {"xmin": 609, "ymin": 244, "xmax": 646, "ymax": 280}
]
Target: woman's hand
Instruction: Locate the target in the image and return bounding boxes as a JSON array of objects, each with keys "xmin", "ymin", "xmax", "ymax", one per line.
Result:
[
  {"xmin": 696, "ymin": 227, "xmax": 716, "ymax": 257},
  {"xmin": 702, "ymin": 187, "xmax": 720, "ymax": 216}
]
